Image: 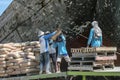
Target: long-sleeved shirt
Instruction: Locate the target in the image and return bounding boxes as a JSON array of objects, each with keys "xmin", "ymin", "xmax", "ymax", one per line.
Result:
[
  {"xmin": 87, "ymin": 28, "xmax": 102, "ymax": 47},
  {"xmin": 39, "ymin": 32, "xmax": 56, "ymax": 53},
  {"xmin": 55, "ymin": 34, "xmax": 68, "ymax": 55}
]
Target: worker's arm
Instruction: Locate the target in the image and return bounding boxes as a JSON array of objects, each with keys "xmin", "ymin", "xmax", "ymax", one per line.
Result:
[
  {"xmin": 44, "ymin": 31, "xmax": 56, "ymax": 39},
  {"xmin": 51, "ymin": 30, "xmax": 62, "ymax": 40},
  {"xmin": 87, "ymin": 28, "xmax": 94, "ymax": 47}
]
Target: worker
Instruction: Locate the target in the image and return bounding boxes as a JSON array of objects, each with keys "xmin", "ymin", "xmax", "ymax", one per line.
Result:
[
  {"xmin": 55, "ymin": 30, "xmax": 71, "ymax": 73},
  {"xmin": 38, "ymin": 30, "xmax": 56, "ymax": 74},
  {"xmin": 48, "ymin": 39, "xmax": 57, "ymax": 73},
  {"xmin": 87, "ymin": 21, "xmax": 102, "ymax": 47}
]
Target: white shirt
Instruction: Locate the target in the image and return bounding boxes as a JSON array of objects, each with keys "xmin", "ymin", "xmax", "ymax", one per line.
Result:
[
  {"xmin": 39, "ymin": 36, "xmax": 48, "ymax": 53},
  {"xmin": 49, "ymin": 44, "xmax": 56, "ymax": 54}
]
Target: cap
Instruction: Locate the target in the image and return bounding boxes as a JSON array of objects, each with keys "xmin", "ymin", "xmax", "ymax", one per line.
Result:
[{"xmin": 38, "ymin": 30, "xmax": 44, "ymax": 37}]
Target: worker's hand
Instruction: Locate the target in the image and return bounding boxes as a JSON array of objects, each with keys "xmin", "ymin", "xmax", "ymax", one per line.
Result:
[{"xmin": 51, "ymin": 30, "xmax": 62, "ymax": 41}]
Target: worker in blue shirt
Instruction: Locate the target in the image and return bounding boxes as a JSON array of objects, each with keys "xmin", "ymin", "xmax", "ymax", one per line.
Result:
[
  {"xmin": 55, "ymin": 33, "xmax": 71, "ymax": 73},
  {"xmin": 87, "ymin": 21, "xmax": 102, "ymax": 47}
]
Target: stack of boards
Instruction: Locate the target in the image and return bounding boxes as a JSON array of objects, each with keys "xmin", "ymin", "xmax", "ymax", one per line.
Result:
[
  {"xmin": 68, "ymin": 47, "xmax": 117, "ymax": 71},
  {"xmin": 0, "ymin": 41, "xmax": 40, "ymax": 77}
]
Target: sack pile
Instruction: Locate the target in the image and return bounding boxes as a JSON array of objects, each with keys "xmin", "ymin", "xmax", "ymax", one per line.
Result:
[{"xmin": 0, "ymin": 41, "xmax": 40, "ymax": 77}]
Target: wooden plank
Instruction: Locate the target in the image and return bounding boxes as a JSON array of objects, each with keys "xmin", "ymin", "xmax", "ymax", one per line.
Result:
[
  {"xmin": 95, "ymin": 55, "xmax": 117, "ymax": 60},
  {"xmin": 93, "ymin": 60, "xmax": 114, "ymax": 66},
  {"xmin": 71, "ymin": 47, "xmax": 117, "ymax": 53},
  {"xmin": 68, "ymin": 64, "xmax": 114, "ymax": 71},
  {"xmin": 72, "ymin": 53, "xmax": 97, "ymax": 57},
  {"xmin": 72, "ymin": 52, "xmax": 115, "ymax": 57},
  {"xmin": 71, "ymin": 47, "xmax": 95, "ymax": 53},
  {"xmin": 68, "ymin": 66, "xmax": 94, "ymax": 71},
  {"xmin": 96, "ymin": 47, "xmax": 117, "ymax": 52}
]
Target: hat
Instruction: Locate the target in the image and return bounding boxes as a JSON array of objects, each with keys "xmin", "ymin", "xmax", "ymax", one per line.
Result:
[
  {"xmin": 92, "ymin": 21, "xmax": 98, "ymax": 27},
  {"xmin": 38, "ymin": 30, "xmax": 44, "ymax": 37},
  {"xmin": 45, "ymin": 31, "xmax": 50, "ymax": 34}
]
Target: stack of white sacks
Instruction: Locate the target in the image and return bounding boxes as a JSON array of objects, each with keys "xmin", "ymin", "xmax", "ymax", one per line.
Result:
[{"xmin": 0, "ymin": 41, "xmax": 40, "ymax": 77}]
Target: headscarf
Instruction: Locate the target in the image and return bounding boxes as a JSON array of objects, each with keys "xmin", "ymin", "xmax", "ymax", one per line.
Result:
[{"xmin": 92, "ymin": 21, "xmax": 102, "ymax": 38}]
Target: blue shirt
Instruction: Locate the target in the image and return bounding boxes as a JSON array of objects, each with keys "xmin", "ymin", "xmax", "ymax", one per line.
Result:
[
  {"xmin": 55, "ymin": 34, "xmax": 68, "ymax": 55},
  {"xmin": 87, "ymin": 28, "xmax": 102, "ymax": 47}
]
